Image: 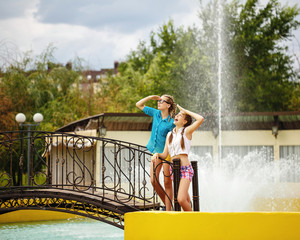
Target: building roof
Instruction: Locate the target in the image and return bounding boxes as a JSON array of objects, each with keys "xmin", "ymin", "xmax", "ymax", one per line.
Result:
[
  {"xmin": 82, "ymin": 61, "xmax": 119, "ymax": 81},
  {"xmin": 55, "ymin": 113, "xmax": 152, "ymax": 133},
  {"xmin": 55, "ymin": 112, "xmax": 300, "ymax": 133}
]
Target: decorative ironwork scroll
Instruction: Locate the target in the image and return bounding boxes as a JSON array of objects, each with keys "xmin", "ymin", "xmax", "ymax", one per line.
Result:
[{"xmin": 0, "ymin": 130, "xmax": 160, "ymax": 228}]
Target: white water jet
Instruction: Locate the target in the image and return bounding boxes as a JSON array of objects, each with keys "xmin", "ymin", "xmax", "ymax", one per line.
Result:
[
  {"xmin": 187, "ymin": 0, "xmax": 300, "ymax": 213},
  {"xmin": 217, "ymin": 0, "xmax": 223, "ymax": 161},
  {"xmin": 189, "ymin": 150, "xmax": 300, "ymax": 212}
]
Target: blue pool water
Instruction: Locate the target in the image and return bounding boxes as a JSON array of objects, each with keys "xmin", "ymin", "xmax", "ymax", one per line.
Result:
[{"xmin": 0, "ymin": 218, "xmax": 124, "ymax": 240}]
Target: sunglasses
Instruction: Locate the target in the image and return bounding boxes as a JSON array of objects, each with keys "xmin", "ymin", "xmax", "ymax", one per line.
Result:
[{"xmin": 157, "ymin": 99, "xmax": 170, "ymax": 104}]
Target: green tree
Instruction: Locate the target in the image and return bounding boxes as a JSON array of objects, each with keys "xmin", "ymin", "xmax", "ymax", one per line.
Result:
[
  {"xmin": 97, "ymin": 20, "xmax": 183, "ymax": 112},
  {"xmin": 144, "ymin": 20, "xmax": 181, "ymax": 98},
  {"xmin": 0, "ymin": 87, "xmax": 15, "ymax": 131},
  {"xmin": 232, "ymin": 0, "xmax": 300, "ymax": 111},
  {"xmin": 99, "ymin": 0, "xmax": 299, "ymax": 114},
  {"xmin": 0, "ymin": 44, "xmax": 88, "ymax": 131},
  {"xmin": 172, "ymin": 21, "xmax": 223, "ymax": 114}
]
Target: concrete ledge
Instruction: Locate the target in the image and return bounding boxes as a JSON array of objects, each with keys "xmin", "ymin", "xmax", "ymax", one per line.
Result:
[{"xmin": 124, "ymin": 211, "xmax": 300, "ymax": 240}]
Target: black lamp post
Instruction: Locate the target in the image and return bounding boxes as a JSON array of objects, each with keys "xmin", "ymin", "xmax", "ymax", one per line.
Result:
[{"xmin": 15, "ymin": 113, "xmax": 43, "ymax": 185}]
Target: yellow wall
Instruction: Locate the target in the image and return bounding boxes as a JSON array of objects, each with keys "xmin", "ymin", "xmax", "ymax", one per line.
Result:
[
  {"xmin": 0, "ymin": 210, "xmax": 84, "ymax": 223},
  {"xmin": 125, "ymin": 211, "xmax": 300, "ymax": 240},
  {"xmin": 106, "ymin": 129, "xmax": 300, "ymax": 160}
]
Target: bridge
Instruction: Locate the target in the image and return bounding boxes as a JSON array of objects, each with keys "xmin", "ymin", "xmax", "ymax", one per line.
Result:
[{"xmin": 0, "ymin": 130, "xmax": 199, "ymax": 229}]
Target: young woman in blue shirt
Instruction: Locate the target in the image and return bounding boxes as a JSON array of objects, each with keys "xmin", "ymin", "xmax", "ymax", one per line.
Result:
[{"xmin": 136, "ymin": 95, "xmax": 175, "ymax": 211}]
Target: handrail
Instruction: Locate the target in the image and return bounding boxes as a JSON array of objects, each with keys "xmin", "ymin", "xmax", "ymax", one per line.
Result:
[{"xmin": 0, "ymin": 130, "xmax": 200, "ymax": 220}]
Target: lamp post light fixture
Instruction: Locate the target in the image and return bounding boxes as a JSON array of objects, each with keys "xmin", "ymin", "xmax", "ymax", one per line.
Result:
[
  {"xmin": 212, "ymin": 127, "xmax": 219, "ymax": 139},
  {"xmin": 99, "ymin": 123, "xmax": 107, "ymax": 137},
  {"xmin": 272, "ymin": 115, "xmax": 279, "ymax": 139},
  {"xmin": 272, "ymin": 125, "xmax": 279, "ymax": 138},
  {"xmin": 15, "ymin": 113, "xmax": 26, "ymax": 123},
  {"xmin": 33, "ymin": 113, "xmax": 44, "ymax": 123},
  {"xmin": 15, "ymin": 112, "xmax": 44, "ymax": 185},
  {"xmin": 98, "ymin": 116, "xmax": 107, "ymax": 137}
]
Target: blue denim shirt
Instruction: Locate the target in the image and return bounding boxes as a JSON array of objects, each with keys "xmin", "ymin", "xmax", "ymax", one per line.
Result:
[{"xmin": 143, "ymin": 106, "xmax": 175, "ymax": 154}]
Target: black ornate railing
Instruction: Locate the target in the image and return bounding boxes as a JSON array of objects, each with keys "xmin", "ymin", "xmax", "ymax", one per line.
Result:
[{"xmin": 0, "ymin": 130, "xmax": 199, "ymax": 229}]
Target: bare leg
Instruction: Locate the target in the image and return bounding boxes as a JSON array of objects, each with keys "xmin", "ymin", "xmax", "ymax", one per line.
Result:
[
  {"xmin": 177, "ymin": 178, "xmax": 192, "ymax": 211},
  {"xmin": 163, "ymin": 162, "xmax": 173, "ymax": 211},
  {"xmin": 150, "ymin": 158, "xmax": 166, "ymax": 205},
  {"xmin": 187, "ymin": 193, "xmax": 191, "ymax": 208}
]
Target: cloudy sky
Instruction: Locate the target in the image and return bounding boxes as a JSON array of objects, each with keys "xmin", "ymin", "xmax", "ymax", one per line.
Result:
[{"xmin": 0, "ymin": 0, "xmax": 299, "ymax": 70}]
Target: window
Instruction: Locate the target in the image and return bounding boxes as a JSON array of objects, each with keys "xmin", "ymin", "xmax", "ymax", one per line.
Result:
[
  {"xmin": 190, "ymin": 146, "xmax": 213, "ymax": 168},
  {"xmin": 219, "ymin": 146, "xmax": 274, "ymax": 177},
  {"xmin": 279, "ymin": 146, "xmax": 300, "ymax": 182},
  {"xmin": 221, "ymin": 146, "xmax": 274, "ymax": 162},
  {"xmin": 280, "ymin": 146, "xmax": 300, "ymax": 159}
]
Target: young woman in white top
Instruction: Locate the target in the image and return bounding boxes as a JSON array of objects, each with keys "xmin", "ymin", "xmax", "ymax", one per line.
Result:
[{"xmin": 151, "ymin": 105, "xmax": 204, "ymax": 211}]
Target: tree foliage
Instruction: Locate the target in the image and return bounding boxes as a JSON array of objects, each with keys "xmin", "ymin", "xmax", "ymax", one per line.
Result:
[
  {"xmin": 0, "ymin": 0, "xmax": 299, "ymax": 134},
  {"xmin": 0, "ymin": 87, "xmax": 15, "ymax": 131},
  {"xmin": 97, "ymin": 0, "xmax": 299, "ymax": 114},
  {"xmin": 0, "ymin": 45, "xmax": 86, "ymax": 131},
  {"xmin": 232, "ymin": 0, "xmax": 300, "ymax": 111},
  {"xmin": 97, "ymin": 20, "xmax": 183, "ymax": 112}
]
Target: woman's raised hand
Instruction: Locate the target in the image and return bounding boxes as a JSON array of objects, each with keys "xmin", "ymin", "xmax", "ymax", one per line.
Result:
[
  {"xmin": 177, "ymin": 104, "xmax": 186, "ymax": 113},
  {"xmin": 150, "ymin": 95, "xmax": 161, "ymax": 101}
]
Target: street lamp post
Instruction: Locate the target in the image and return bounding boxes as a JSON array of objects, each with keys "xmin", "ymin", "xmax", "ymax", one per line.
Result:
[{"xmin": 15, "ymin": 113, "xmax": 44, "ymax": 186}]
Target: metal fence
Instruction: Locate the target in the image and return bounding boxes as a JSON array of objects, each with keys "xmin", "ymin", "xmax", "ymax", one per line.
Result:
[{"xmin": 0, "ymin": 130, "xmax": 200, "ymax": 228}]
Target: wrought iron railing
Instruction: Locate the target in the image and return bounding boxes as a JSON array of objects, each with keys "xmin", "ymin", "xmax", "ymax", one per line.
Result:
[
  {"xmin": 0, "ymin": 130, "xmax": 200, "ymax": 228},
  {"xmin": 0, "ymin": 130, "xmax": 155, "ymax": 200}
]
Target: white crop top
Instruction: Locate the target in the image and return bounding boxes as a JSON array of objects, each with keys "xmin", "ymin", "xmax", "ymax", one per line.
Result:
[{"xmin": 167, "ymin": 127, "xmax": 191, "ymax": 157}]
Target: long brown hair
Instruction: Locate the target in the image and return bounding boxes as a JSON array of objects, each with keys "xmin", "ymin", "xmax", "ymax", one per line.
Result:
[
  {"xmin": 162, "ymin": 94, "xmax": 176, "ymax": 121},
  {"xmin": 169, "ymin": 113, "xmax": 193, "ymax": 150}
]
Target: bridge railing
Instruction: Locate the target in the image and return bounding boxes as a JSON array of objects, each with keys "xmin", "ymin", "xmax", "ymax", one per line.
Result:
[
  {"xmin": 0, "ymin": 130, "xmax": 157, "ymax": 210},
  {"xmin": 0, "ymin": 130, "xmax": 199, "ymax": 212}
]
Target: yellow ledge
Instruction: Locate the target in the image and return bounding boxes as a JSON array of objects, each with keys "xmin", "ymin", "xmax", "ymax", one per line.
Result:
[
  {"xmin": 124, "ymin": 211, "xmax": 300, "ymax": 240},
  {"xmin": 0, "ymin": 210, "xmax": 85, "ymax": 223}
]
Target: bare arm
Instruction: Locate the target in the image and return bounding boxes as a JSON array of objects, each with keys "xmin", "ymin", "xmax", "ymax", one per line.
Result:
[
  {"xmin": 177, "ymin": 104, "xmax": 204, "ymax": 139},
  {"xmin": 136, "ymin": 95, "xmax": 161, "ymax": 111}
]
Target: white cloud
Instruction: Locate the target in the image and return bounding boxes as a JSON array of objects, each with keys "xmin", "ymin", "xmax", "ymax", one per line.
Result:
[
  {"xmin": 33, "ymin": 0, "xmax": 197, "ymax": 32},
  {"xmin": 0, "ymin": 0, "xmax": 299, "ymax": 70},
  {"xmin": 0, "ymin": 0, "xmax": 201, "ymax": 68}
]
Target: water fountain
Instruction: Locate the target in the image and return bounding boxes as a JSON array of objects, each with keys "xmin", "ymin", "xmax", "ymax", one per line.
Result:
[
  {"xmin": 190, "ymin": 0, "xmax": 300, "ymax": 213},
  {"xmin": 125, "ymin": 1, "xmax": 300, "ymax": 238},
  {"xmin": 217, "ymin": 0, "xmax": 223, "ymax": 162},
  {"xmin": 190, "ymin": 150, "xmax": 300, "ymax": 212}
]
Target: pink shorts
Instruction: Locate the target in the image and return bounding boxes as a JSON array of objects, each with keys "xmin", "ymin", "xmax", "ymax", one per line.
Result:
[{"xmin": 170, "ymin": 164, "xmax": 194, "ymax": 182}]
